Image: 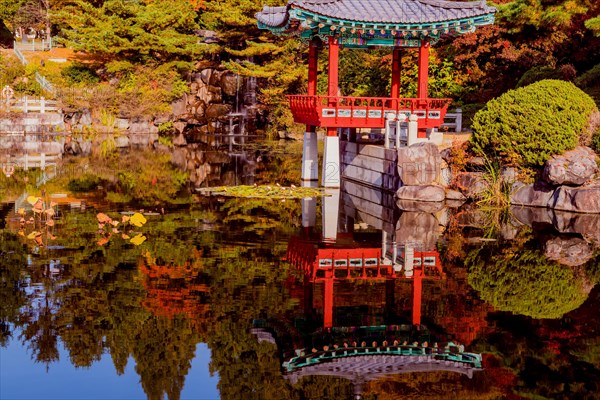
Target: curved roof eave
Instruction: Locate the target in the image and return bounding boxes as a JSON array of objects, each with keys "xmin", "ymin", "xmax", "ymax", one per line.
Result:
[{"xmin": 257, "ymin": 0, "xmax": 496, "ymax": 28}]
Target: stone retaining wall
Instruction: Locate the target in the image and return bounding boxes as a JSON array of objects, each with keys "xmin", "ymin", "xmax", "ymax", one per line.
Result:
[{"xmin": 341, "ymin": 141, "xmax": 399, "ymax": 191}]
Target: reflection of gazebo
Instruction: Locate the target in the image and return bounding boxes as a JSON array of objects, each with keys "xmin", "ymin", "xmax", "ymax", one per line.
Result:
[
  {"xmin": 257, "ymin": 0, "xmax": 496, "ymax": 186},
  {"xmin": 277, "ymin": 240, "xmax": 482, "ymax": 396},
  {"xmin": 286, "ymin": 236, "xmax": 444, "ymax": 328}
]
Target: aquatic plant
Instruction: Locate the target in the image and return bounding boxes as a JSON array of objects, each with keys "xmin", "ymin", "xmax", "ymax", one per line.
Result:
[{"xmin": 198, "ymin": 184, "xmax": 327, "ymax": 199}]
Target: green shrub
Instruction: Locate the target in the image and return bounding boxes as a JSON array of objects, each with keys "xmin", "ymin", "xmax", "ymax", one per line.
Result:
[
  {"xmin": 470, "ymin": 80, "xmax": 599, "ymax": 168},
  {"xmin": 61, "ymin": 63, "xmax": 100, "ymax": 85}
]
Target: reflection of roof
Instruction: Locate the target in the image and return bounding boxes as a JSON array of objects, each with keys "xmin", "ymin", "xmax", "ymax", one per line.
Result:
[{"xmin": 285, "ymin": 352, "xmax": 480, "ymax": 384}]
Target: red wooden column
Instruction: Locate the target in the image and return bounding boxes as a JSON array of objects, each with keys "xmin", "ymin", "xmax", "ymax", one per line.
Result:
[
  {"xmin": 412, "ymin": 266, "xmax": 423, "ymax": 326},
  {"xmin": 327, "ymin": 36, "xmax": 339, "ymax": 137},
  {"xmin": 306, "ymin": 39, "xmax": 318, "ymax": 136},
  {"xmin": 391, "ymin": 47, "xmax": 402, "ymax": 99},
  {"xmin": 308, "ymin": 39, "xmax": 319, "ymax": 97},
  {"xmin": 417, "ymin": 40, "xmax": 430, "ymax": 99},
  {"xmin": 323, "ymin": 272, "xmax": 334, "ymax": 328}
]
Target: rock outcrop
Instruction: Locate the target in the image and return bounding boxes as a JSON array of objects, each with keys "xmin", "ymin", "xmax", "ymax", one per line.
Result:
[{"xmin": 542, "ymin": 146, "xmax": 598, "ymax": 186}]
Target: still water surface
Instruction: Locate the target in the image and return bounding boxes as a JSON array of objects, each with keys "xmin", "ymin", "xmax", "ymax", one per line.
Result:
[{"xmin": 1, "ymin": 174, "xmax": 599, "ymax": 399}]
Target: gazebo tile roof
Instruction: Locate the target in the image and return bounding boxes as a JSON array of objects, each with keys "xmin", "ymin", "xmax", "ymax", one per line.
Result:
[{"xmin": 257, "ymin": 0, "xmax": 496, "ymax": 27}]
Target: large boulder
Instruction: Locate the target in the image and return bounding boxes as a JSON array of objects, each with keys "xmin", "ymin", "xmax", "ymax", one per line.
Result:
[
  {"xmin": 548, "ymin": 181, "xmax": 600, "ymax": 213},
  {"xmin": 220, "ymin": 72, "xmax": 240, "ymax": 97},
  {"xmin": 544, "ymin": 236, "xmax": 593, "ymax": 267},
  {"xmin": 171, "ymin": 96, "xmax": 188, "ymax": 117},
  {"xmin": 551, "ymin": 211, "xmax": 600, "ymax": 244},
  {"xmin": 395, "ymin": 211, "xmax": 440, "ymax": 250},
  {"xmin": 396, "ymin": 199, "xmax": 445, "ymax": 213},
  {"xmin": 511, "ymin": 205, "xmax": 554, "ymax": 226},
  {"xmin": 395, "ymin": 184, "xmax": 445, "ymax": 202},
  {"xmin": 205, "ymin": 104, "xmax": 231, "ymax": 120},
  {"xmin": 454, "ymin": 171, "xmax": 488, "ymax": 199},
  {"xmin": 542, "ymin": 146, "xmax": 598, "ymax": 186},
  {"xmin": 397, "ymin": 142, "xmax": 441, "ymax": 185},
  {"xmin": 511, "ymin": 181, "xmax": 556, "ymax": 207}
]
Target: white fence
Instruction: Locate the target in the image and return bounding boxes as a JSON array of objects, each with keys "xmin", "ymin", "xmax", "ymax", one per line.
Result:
[
  {"xmin": 12, "ymin": 43, "xmax": 57, "ymax": 94},
  {"xmin": 441, "ymin": 108, "xmax": 463, "ymax": 133},
  {"xmin": 2, "ymin": 97, "xmax": 59, "ymax": 113},
  {"xmin": 12, "ymin": 153, "xmax": 61, "ymax": 171},
  {"xmin": 13, "ymin": 38, "xmax": 53, "ymax": 52}
]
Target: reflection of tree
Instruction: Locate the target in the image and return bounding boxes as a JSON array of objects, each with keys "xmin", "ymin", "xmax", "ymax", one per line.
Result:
[
  {"xmin": 220, "ymin": 197, "xmax": 301, "ymax": 237},
  {"xmin": 296, "ymin": 376, "xmax": 356, "ymax": 400},
  {"xmin": 0, "ymin": 232, "xmax": 28, "ymax": 346},
  {"xmin": 205, "ymin": 248, "xmax": 299, "ymax": 400},
  {"xmin": 477, "ymin": 292, "xmax": 600, "ymax": 400},
  {"xmin": 466, "ymin": 239, "xmax": 591, "ymax": 319},
  {"xmin": 132, "ymin": 315, "xmax": 199, "ymax": 400}
]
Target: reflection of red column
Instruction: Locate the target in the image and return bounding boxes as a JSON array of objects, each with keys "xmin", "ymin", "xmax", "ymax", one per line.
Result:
[
  {"xmin": 417, "ymin": 41, "xmax": 429, "ymax": 99},
  {"xmin": 327, "ymin": 36, "xmax": 339, "ymax": 137},
  {"xmin": 391, "ymin": 47, "xmax": 401, "ymax": 98},
  {"xmin": 323, "ymin": 273, "xmax": 334, "ymax": 328},
  {"xmin": 412, "ymin": 268, "xmax": 423, "ymax": 326}
]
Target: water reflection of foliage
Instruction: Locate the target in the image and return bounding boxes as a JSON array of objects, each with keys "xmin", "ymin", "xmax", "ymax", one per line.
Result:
[
  {"xmin": 220, "ymin": 197, "xmax": 302, "ymax": 237},
  {"xmin": 466, "ymin": 237, "xmax": 592, "ymax": 319},
  {"xmin": 205, "ymin": 241, "xmax": 301, "ymax": 399},
  {"xmin": 3, "ymin": 200, "xmax": 306, "ymax": 399},
  {"xmin": 0, "ymin": 232, "xmax": 28, "ymax": 346}
]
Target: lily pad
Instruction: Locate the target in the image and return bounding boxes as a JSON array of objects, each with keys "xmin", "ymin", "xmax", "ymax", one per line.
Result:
[{"xmin": 197, "ymin": 185, "xmax": 328, "ymax": 199}]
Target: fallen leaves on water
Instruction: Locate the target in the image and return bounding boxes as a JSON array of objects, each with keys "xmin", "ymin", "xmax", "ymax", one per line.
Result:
[
  {"xmin": 197, "ymin": 185, "xmax": 328, "ymax": 199},
  {"xmin": 26, "ymin": 231, "xmax": 40, "ymax": 240},
  {"xmin": 129, "ymin": 213, "xmax": 147, "ymax": 227},
  {"xmin": 130, "ymin": 233, "xmax": 147, "ymax": 246},
  {"xmin": 96, "ymin": 213, "xmax": 112, "ymax": 224}
]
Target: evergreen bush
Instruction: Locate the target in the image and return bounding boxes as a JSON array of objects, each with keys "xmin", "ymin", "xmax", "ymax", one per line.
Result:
[{"xmin": 470, "ymin": 80, "xmax": 599, "ymax": 168}]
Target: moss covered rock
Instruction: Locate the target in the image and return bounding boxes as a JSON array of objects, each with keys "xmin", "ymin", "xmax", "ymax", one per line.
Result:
[{"xmin": 470, "ymin": 80, "xmax": 598, "ymax": 168}]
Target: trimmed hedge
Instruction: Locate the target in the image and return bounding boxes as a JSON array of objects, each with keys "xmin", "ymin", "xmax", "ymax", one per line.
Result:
[{"xmin": 470, "ymin": 80, "xmax": 598, "ymax": 168}]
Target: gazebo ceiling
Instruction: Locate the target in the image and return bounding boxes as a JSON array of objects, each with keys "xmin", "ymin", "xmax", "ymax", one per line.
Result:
[{"xmin": 257, "ymin": 0, "xmax": 496, "ymax": 47}]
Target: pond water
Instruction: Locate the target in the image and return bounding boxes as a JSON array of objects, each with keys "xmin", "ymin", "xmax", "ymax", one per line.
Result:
[{"xmin": 1, "ymin": 148, "xmax": 600, "ymax": 400}]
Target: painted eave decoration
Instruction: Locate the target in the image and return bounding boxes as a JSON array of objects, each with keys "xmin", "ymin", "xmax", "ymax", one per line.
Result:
[{"xmin": 256, "ymin": 0, "xmax": 496, "ymax": 47}]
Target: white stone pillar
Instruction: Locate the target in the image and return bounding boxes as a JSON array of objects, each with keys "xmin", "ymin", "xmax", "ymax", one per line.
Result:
[
  {"xmin": 301, "ymin": 181, "xmax": 317, "ymax": 228},
  {"xmin": 407, "ymin": 114, "xmax": 418, "ymax": 146},
  {"xmin": 301, "ymin": 131, "xmax": 318, "ymax": 182},
  {"xmin": 384, "ymin": 113, "xmax": 396, "ymax": 149},
  {"xmin": 321, "ymin": 135, "xmax": 340, "ymax": 187},
  {"xmin": 396, "ymin": 114, "xmax": 407, "ymax": 148},
  {"xmin": 321, "ymin": 188, "xmax": 340, "ymax": 242}
]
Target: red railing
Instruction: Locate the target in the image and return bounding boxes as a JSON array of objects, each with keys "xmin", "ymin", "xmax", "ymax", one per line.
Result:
[{"xmin": 288, "ymin": 95, "xmax": 452, "ymax": 130}]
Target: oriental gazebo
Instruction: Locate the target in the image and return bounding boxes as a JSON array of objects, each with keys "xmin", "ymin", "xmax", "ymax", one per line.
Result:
[{"xmin": 257, "ymin": 0, "xmax": 496, "ymax": 187}]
